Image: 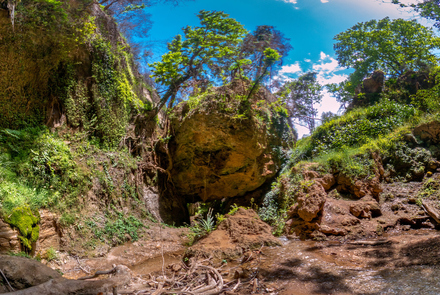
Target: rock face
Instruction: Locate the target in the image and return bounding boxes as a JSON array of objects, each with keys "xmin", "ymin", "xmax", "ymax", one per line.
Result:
[
  {"xmin": 168, "ymin": 82, "xmax": 293, "ymax": 204},
  {"xmin": 296, "ymin": 184, "xmax": 326, "ymax": 222},
  {"xmin": 360, "ymin": 70, "xmax": 384, "ymax": 94},
  {"xmin": 413, "ymin": 121, "xmax": 440, "ymax": 144},
  {"xmin": 0, "ymin": 219, "xmax": 20, "ymax": 253},
  {"xmin": 0, "ymin": 255, "xmax": 62, "ymax": 290},
  {"xmin": 36, "ymin": 210, "xmax": 60, "ymax": 252}
]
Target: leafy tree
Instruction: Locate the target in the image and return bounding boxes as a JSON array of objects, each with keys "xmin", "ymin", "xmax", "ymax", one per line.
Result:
[
  {"xmin": 149, "ymin": 10, "xmax": 248, "ymax": 113},
  {"xmin": 278, "ymin": 72, "xmax": 323, "ymax": 132},
  {"xmin": 100, "ymin": 0, "xmax": 182, "ymax": 12},
  {"xmin": 246, "ymin": 48, "xmax": 281, "ymax": 99},
  {"xmin": 321, "ymin": 111, "xmax": 338, "ymax": 124},
  {"xmin": 326, "ymin": 81, "xmax": 354, "ymax": 111},
  {"xmin": 334, "ymin": 17, "xmax": 440, "ymax": 86},
  {"xmin": 240, "ymin": 25, "xmax": 292, "ymax": 82},
  {"xmin": 391, "ymin": 0, "xmax": 440, "ymax": 29}
]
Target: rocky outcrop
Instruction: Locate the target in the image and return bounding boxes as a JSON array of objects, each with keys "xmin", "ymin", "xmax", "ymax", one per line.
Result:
[
  {"xmin": 413, "ymin": 121, "xmax": 440, "ymax": 144},
  {"xmin": 359, "ymin": 70, "xmax": 384, "ymax": 94},
  {"xmin": 166, "ymin": 81, "xmax": 293, "ymax": 209},
  {"xmin": 349, "ymin": 70, "xmax": 385, "ymax": 109},
  {"xmin": 296, "ymin": 184, "xmax": 326, "ymax": 222},
  {"xmin": 36, "ymin": 210, "xmax": 60, "ymax": 252},
  {"xmin": 0, "ymin": 219, "xmax": 20, "ymax": 253}
]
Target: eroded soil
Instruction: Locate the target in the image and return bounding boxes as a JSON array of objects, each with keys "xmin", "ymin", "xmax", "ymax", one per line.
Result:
[{"xmin": 20, "ymin": 210, "xmax": 440, "ymax": 295}]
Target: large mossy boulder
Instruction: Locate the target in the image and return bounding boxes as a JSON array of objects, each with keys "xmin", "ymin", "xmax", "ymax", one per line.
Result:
[{"xmin": 166, "ymin": 81, "xmax": 294, "ymax": 206}]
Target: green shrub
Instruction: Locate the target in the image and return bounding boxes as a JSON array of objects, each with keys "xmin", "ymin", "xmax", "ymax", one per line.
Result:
[{"xmin": 303, "ymin": 100, "xmax": 417, "ymax": 158}]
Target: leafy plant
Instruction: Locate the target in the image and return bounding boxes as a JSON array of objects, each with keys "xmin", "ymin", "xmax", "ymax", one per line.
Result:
[
  {"xmin": 149, "ymin": 10, "xmax": 248, "ymax": 112},
  {"xmin": 334, "ymin": 17, "xmax": 440, "ymax": 87}
]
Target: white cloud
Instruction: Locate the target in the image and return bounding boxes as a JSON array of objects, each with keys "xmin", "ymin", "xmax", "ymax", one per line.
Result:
[
  {"xmin": 312, "ymin": 51, "xmax": 346, "ymax": 84},
  {"xmin": 321, "ymin": 0, "xmax": 329, "ymax": 3},
  {"xmin": 313, "ymin": 58, "xmax": 339, "ymax": 73},
  {"xmin": 304, "ymin": 58, "xmax": 311, "ymax": 63},
  {"xmin": 279, "ymin": 62, "xmax": 302, "ymax": 75},
  {"xmin": 281, "ymin": 0, "xmax": 297, "ymax": 3},
  {"xmin": 317, "ymin": 73, "xmax": 347, "ymax": 85}
]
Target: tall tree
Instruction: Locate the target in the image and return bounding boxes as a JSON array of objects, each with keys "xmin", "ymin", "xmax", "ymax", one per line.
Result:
[
  {"xmin": 326, "ymin": 81, "xmax": 354, "ymax": 111},
  {"xmin": 278, "ymin": 72, "xmax": 323, "ymax": 132},
  {"xmin": 240, "ymin": 25, "xmax": 292, "ymax": 82},
  {"xmin": 148, "ymin": 10, "xmax": 248, "ymax": 113},
  {"xmin": 334, "ymin": 17, "xmax": 440, "ymax": 86},
  {"xmin": 391, "ymin": 0, "xmax": 440, "ymax": 29}
]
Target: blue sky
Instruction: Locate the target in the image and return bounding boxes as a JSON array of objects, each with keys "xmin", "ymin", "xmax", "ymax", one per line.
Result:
[{"xmin": 142, "ymin": 0, "xmax": 420, "ymax": 136}]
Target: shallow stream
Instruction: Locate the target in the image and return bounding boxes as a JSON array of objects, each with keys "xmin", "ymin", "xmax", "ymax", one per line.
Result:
[{"xmin": 260, "ymin": 233, "xmax": 440, "ymax": 295}]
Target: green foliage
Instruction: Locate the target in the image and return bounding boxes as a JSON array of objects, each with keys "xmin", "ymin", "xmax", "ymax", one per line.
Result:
[
  {"xmin": 45, "ymin": 247, "xmax": 58, "ymax": 262},
  {"xmin": 278, "ymin": 72, "xmax": 323, "ymax": 132},
  {"xmin": 198, "ymin": 208, "xmax": 215, "ymax": 234},
  {"xmin": 0, "ymin": 127, "xmax": 91, "ymax": 216},
  {"xmin": 304, "ymin": 100, "xmax": 416, "ymax": 157},
  {"xmin": 59, "ymin": 213, "xmax": 76, "ymax": 227},
  {"xmin": 326, "ymin": 81, "xmax": 354, "ymax": 109},
  {"xmin": 149, "ymin": 10, "xmax": 248, "ymax": 111},
  {"xmin": 263, "ymin": 48, "xmax": 281, "ymax": 66},
  {"xmin": 0, "ymin": 0, "xmax": 91, "ymax": 129},
  {"xmin": 7, "ymin": 251, "xmax": 38, "ymax": 260},
  {"xmin": 314, "ymin": 148, "xmax": 375, "ymax": 179},
  {"xmin": 4, "ymin": 207, "xmax": 40, "ymax": 251},
  {"xmin": 410, "ymin": 67, "xmax": 440, "ymax": 113},
  {"xmin": 393, "ymin": 0, "xmax": 440, "ymax": 29},
  {"xmin": 186, "ymin": 208, "xmax": 216, "ymax": 246},
  {"xmin": 240, "ymin": 25, "xmax": 292, "ymax": 83},
  {"xmin": 87, "ymin": 213, "xmax": 147, "ymax": 245},
  {"xmin": 334, "ymin": 17, "xmax": 440, "ymax": 86}
]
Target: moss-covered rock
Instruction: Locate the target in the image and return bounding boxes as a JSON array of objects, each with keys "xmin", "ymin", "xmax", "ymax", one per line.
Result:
[{"xmin": 5, "ymin": 207, "xmax": 40, "ymax": 251}]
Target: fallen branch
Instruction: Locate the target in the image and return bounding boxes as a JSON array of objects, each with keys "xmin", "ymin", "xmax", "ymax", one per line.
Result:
[
  {"xmin": 75, "ymin": 256, "xmax": 91, "ymax": 275},
  {"xmin": 0, "ymin": 268, "xmax": 14, "ymax": 292},
  {"xmin": 77, "ymin": 266, "xmax": 117, "ymax": 280}
]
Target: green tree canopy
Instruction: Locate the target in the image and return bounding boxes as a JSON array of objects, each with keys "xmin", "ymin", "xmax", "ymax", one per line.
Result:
[
  {"xmin": 240, "ymin": 25, "xmax": 292, "ymax": 82},
  {"xmin": 149, "ymin": 10, "xmax": 248, "ymax": 113},
  {"xmin": 392, "ymin": 0, "xmax": 440, "ymax": 29},
  {"xmin": 278, "ymin": 72, "xmax": 323, "ymax": 132},
  {"xmin": 334, "ymin": 17, "xmax": 440, "ymax": 86}
]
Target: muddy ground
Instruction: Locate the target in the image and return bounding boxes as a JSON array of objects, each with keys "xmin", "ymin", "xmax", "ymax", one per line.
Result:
[{"xmin": 3, "ymin": 209, "xmax": 440, "ymax": 294}]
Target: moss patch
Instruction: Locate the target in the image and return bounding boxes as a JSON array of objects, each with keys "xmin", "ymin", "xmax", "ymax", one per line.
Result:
[{"xmin": 5, "ymin": 207, "xmax": 40, "ymax": 251}]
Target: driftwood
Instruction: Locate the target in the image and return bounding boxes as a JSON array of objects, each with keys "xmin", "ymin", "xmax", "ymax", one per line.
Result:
[{"xmin": 5, "ymin": 265, "xmax": 131, "ymax": 295}]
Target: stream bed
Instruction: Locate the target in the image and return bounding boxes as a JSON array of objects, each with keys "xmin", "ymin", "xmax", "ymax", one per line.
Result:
[{"xmin": 56, "ymin": 229, "xmax": 440, "ymax": 294}]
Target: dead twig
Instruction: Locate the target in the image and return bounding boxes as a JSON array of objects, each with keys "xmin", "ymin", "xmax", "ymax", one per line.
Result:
[
  {"xmin": 75, "ymin": 256, "xmax": 91, "ymax": 275},
  {"xmin": 232, "ymin": 278, "xmax": 240, "ymax": 292}
]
